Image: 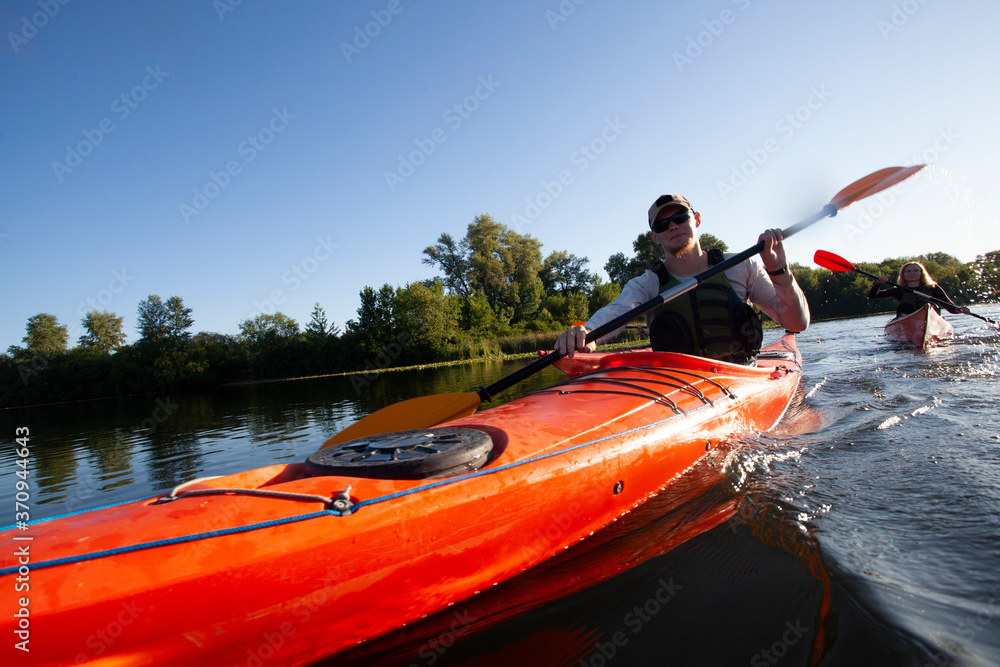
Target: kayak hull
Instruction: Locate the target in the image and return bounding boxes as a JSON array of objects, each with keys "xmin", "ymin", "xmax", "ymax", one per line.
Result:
[
  {"xmin": 2, "ymin": 335, "xmax": 802, "ymax": 666},
  {"xmin": 884, "ymin": 304, "xmax": 954, "ymax": 348}
]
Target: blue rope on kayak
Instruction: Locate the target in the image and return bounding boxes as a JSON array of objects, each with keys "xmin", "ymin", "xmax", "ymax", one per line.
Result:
[
  {"xmin": 0, "ymin": 509, "xmax": 342, "ymax": 576},
  {"xmin": 342, "ymin": 356, "xmax": 797, "ymax": 512},
  {"xmin": 3, "ymin": 398, "xmax": 722, "ymax": 574},
  {"xmin": 0, "ymin": 495, "xmax": 161, "ymax": 532},
  {"xmin": 349, "ymin": 403, "xmax": 712, "ymax": 511}
]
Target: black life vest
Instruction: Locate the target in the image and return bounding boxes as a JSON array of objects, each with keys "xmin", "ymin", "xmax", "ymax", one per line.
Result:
[
  {"xmin": 646, "ymin": 249, "xmax": 763, "ymax": 364},
  {"xmin": 896, "ymin": 288, "xmax": 939, "ymax": 317}
]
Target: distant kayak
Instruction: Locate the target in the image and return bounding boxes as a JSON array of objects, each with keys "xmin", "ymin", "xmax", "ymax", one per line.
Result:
[
  {"xmin": 1, "ymin": 335, "xmax": 801, "ymax": 666},
  {"xmin": 884, "ymin": 304, "xmax": 954, "ymax": 348}
]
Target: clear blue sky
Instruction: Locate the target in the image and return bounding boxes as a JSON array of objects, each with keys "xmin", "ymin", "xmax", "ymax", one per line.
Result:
[{"xmin": 3, "ymin": 0, "xmax": 998, "ymax": 351}]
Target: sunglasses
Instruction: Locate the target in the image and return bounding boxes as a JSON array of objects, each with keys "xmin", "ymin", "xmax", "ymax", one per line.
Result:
[{"xmin": 651, "ymin": 210, "xmax": 693, "ymax": 233}]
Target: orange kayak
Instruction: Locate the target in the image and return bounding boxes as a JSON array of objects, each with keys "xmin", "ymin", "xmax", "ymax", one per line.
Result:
[
  {"xmin": 884, "ymin": 304, "xmax": 954, "ymax": 348},
  {"xmin": 1, "ymin": 334, "xmax": 801, "ymax": 666}
]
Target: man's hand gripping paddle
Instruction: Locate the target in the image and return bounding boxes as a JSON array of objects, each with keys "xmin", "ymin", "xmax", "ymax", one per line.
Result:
[{"xmin": 322, "ymin": 165, "xmax": 927, "ymax": 448}]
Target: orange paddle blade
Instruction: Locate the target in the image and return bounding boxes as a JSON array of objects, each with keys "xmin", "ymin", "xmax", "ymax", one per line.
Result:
[
  {"xmin": 321, "ymin": 392, "xmax": 482, "ymax": 448},
  {"xmin": 829, "ymin": 165, "xmax": 925, "ymax": 211},
  {"xmin": 813, "ymin": 249, "xmax": 855, "ymax": 272},
  {"xmin": 316, "ymin": 165, "xmax": 931, "ymax": 453}
]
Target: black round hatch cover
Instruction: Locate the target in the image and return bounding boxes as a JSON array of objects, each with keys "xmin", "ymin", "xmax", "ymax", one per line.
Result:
[{"xmin": 304, "ymin": 428, "xmax": 493, "ymax": 480}]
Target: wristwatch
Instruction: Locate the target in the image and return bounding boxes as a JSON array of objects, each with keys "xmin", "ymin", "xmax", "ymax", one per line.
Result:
[{"xmin": 766, "ymin": 265, "xmax": 787, "ymax": 276}]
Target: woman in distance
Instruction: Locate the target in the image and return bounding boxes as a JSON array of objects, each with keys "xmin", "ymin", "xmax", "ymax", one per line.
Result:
[{"xmin": 868, "ymin": 261, "xmax": 969, "ymax": 317}]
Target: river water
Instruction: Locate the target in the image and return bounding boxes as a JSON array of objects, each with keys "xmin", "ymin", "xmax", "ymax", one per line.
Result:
[{"xmin": 2, "ymin": 310, "xmax": 999, "ymax": 666}]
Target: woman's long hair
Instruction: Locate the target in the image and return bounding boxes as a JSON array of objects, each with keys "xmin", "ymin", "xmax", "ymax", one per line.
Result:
[{"xmin": 897, "ymin": 261, "xmax": 936, "ymax": 287}]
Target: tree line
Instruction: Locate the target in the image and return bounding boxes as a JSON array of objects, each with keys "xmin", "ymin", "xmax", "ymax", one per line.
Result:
[
  {"xmin": 3, "ymin": 213, "xmax": 998, "ymax": 407},
  {"xmin": 792, "ymin": 250, "xmax": 999, "ymax": 319}
]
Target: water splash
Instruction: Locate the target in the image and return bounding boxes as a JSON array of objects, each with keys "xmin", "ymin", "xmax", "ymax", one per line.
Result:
[
  {"xmin": 876, "ymin": 415, "xmax": 902, "ymax": 430},
  {"xmin": 805, "ymin": 377, "xmax": 827, "ymax": 399}
]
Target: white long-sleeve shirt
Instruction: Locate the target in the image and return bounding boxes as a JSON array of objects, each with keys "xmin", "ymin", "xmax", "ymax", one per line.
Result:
[{"xmin": 586, "ymin": 254, "xmax": 811, "ymax": 345}]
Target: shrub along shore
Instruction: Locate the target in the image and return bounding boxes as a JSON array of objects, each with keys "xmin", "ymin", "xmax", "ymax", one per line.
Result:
[{"xmin": 5, "ymin": 214, "xmax": 996, "ymax": 408}]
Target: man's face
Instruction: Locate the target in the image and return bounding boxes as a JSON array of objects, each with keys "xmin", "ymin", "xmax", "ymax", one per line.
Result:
[{"xmin": 651, "ymin": 206, "xmax": 699, "ymax": 257}]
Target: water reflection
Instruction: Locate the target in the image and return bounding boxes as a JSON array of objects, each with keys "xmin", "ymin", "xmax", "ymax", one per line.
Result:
[
  {"xmin": 4, "ymin": 321, "xmax": 997, "ymax": 663},
  {"xmin": 327, "ymin": 446, "xmax": 745, "ymax": 666},
  {"xmin": 0, "ymin": 357, "xmax": 566, "ymax": 522}
]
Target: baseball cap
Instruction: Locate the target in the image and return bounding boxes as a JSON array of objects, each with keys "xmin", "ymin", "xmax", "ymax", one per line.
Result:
[{"xmin": 647, "ymin": 194, "xmax": 692, "ymax": 228}]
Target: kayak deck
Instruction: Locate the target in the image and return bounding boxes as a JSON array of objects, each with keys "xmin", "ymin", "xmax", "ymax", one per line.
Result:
[
  {"xmin": 884, "ymin": 304, "xmax": 954, "ymax": 348},
  {"xmin": 1, "ymin": 335, "xmax": 802, "ymax": 666}
]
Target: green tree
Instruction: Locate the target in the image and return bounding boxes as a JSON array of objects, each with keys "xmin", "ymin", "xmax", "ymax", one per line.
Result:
[
  {"xmin": 604, "ymin": 233, "xmax": 662, "ymax": 286},
  {"xmin": 305, "ymin": 303, "xmax": 330, "ymax": 338},
  {"xmin": 167, "ymin": 332, "xmax": 242, "ymax": 385},
  {"xmin": 469, "ymin": 215, "xmax": 544, "ymax": 322},
  {"xmin": 236, "ymin": 313, "xmax": 301, "ymax": 379},
  {"xmin": 393, "ymin": 280, "xmax": 460, "ymax": 360},
  {"xmin": 604, "ymin": 252, "xmax": 636, "ymax": 287},
  {"xmin": 459, "ymin": 289, "xmax": 502, "ymax": 336},
  {"xmin": 22, "ymin": 313, "xmax": 68, "ymax": 356},
  {"xmin": 78, "ymin": 311, "xmax": 127, "ymax": 352},
  {"xmin": 541, "ymin": 292, "xmax": 591, "ymax": 327},
  {"xmin": 348, "ymin": 285, "xmax": 397, "ymax": 351},
  {"xmin": 137, "ymin": 295, "xmax": 192, "ymax": 353},
  {"xmin": 165, "ymin": 296, "xmax": 194, "ymax": 348},
  {"xmin": 922, "ymin": 252, "xmax": 962, "ymax": 269},
  {"xmin": 238, "ymin": 313, "xmax": 300, "ymax": 346},
  {"xmin": 423, "ymin": 214, "xmax": 543, "ymax": 324},
  {"xmin": 971, "ymin": 251, "xmax": 1000, "ymax": 301},
  {"xmin": 698, "ymin": 233, "xmax": 729, "ymax": 252},
  {"xmin": 540, "ymin": 251, "xmax": 596, "ymax": 296},
  {"xmin": 589, "ymin": 277, "xmax": 620, "ymax": 313},
  {"xmin": 136, "ymin": 295, "xmax": 171, "ymax": 346},
  {"xmin": 633, "ymin": 232, "xmax": 662, "ymax": 266},
  {"xmin": 302, "ymin": 304, "xmax": 341, "ymax": 374},
  {"xmin": 421, "ymin": 233, "xmax": 472, "ymax": 296}
]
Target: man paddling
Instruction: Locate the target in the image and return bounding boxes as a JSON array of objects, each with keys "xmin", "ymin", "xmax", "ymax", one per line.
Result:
[{"xmin": 555, "ymin": 194, "xmax": 810, "ymax": 364}]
